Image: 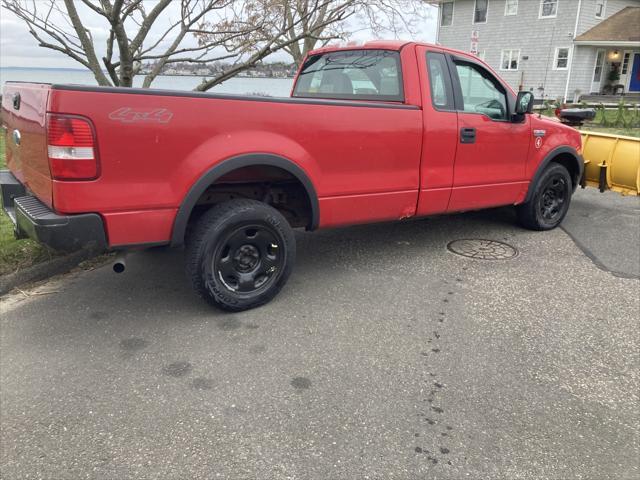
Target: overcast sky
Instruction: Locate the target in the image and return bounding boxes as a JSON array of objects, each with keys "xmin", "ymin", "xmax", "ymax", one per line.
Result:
[{"xmin": 0, "ymin": 2, "xmax": 437, "ymax": 69}]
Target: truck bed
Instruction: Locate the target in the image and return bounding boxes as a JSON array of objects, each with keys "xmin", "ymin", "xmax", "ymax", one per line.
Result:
[{"xmin": 2, "ymin": 82, "xmax": 422, "ymax": 247}]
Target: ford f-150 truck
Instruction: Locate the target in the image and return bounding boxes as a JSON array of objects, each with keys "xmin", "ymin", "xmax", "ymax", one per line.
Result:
[{"xmin": 1, "ymin": 41, "xmax": 583, "ymax": 311}]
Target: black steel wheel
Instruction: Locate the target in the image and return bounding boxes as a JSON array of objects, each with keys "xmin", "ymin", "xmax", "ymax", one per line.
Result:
[
  {"xmin": 186, "ymin": 199, "xmax": 295, "ymax": 311},
  {"xmin": 516, "ymin": 163, "xmax": 572, "ymax": 231},
  {"xmin": 214, "ymin": 224, "xmax": 284, "ymax": 295},
  {"xmin": 538, "ymin": 174, "xmax": 569, "ymax": 223}
]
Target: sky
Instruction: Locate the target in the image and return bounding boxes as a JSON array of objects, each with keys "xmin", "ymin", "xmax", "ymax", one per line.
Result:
[{"xmin": 0, "ymin": 1, "xmax": 437, "ymax": 69}]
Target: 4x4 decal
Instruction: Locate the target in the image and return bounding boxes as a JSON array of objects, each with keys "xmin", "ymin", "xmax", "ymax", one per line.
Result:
[{"xmin": 109, "ymin": 107, "xmax": 173, "ymax": 124}]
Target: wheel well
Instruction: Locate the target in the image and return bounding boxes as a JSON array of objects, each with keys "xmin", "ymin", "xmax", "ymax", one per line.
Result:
[
  {"xmin": 550, "ymin": 152, "xmax": 580, "ymax": 188},
  {"xmin": 185, "ymin": 165, "xmax": 313, "ymax": 235}
]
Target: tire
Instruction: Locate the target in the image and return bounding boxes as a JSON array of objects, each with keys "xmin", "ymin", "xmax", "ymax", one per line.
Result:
[
  {"xmin": 516, "ymin": 163, "xmax": 573, "ymax": 231},
  {"xmin": 186, "ymin": 199, "xmax": 296, "ymax": 311}
]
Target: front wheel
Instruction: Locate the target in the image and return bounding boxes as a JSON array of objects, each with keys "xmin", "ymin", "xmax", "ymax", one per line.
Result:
[
  {"xmin": 516, "ymin": 163, "xmax": 572, "ymax": 231},
  {"xmin": 186, "ymin": 199, "xmax": 296, "ymax": 311}
]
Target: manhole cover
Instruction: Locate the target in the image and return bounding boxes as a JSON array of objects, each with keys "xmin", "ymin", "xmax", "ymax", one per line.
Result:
[{"xmin": 447, "ymin": 239, "xmax": 518, "ymax": 260}]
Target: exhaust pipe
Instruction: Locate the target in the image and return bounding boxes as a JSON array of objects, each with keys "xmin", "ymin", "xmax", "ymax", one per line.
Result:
[{"xmin": 112, "ymin": 254, "xmax": 126, "ymax": 274}]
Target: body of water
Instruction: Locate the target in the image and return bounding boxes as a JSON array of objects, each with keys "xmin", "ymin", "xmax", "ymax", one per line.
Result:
[{"xmin": 0, "ymin": 68, "xmax": 295, "ymax": 97}]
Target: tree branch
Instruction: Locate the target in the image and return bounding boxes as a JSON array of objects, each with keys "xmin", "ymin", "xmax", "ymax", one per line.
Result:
[{"xmin": 62, "ymin": 0, "xmax": 112, "ymax": 85}]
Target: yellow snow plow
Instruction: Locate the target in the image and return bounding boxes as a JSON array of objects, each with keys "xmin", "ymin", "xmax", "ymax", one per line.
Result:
[{"xmin": 580, "ymin": 131, "xmax": 640, "ymax": 196}]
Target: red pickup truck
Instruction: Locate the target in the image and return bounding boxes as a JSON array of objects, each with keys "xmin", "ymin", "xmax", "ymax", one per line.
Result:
[{"xmin": 1, "ymin": 41, "xmax": 583, "ymax": 311}]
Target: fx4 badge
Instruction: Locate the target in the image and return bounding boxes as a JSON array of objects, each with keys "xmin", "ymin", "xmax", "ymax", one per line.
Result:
[
  {"xmin": 535, "ymin": 137, "xmax": 543, "ymax": 149},
  {"xmin": 533, "ymin": 129, "xmax": 545, "ymax": 149},
  {"xmin": 109, "ymin": 107, "xmax": 173, "ymax": 124}
]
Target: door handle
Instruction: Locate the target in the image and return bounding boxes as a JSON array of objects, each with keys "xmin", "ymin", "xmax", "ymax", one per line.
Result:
[{"xmin": 460, "ymin": 127, "xmax": 476, "ymax": 144}]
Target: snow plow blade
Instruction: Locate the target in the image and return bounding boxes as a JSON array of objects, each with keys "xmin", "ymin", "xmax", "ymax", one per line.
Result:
[{"xmin": 581, "ymin": 131, "xmax": 640, "ymax": 196}]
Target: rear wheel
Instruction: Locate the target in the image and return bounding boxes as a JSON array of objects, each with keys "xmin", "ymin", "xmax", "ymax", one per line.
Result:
[
  {"xmin": 186, "ymin": 199, "xmax": 295, "ymax": 311},
  {"xmin": 516, "ymin": 163, "xmax": 572, "ymax": 231}
]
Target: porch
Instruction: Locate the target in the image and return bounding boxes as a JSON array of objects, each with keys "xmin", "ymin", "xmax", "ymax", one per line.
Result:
[
  {"xmin": 578, "ymin": 92, "xmax": 640, "ymax": 106},
  {"xmin": 580, "ymin": 48, "xmax": 640, "ymax": 97},
  {"xmin": 573, "ymin": 7, "xmax": 640, "ymax": 97}
]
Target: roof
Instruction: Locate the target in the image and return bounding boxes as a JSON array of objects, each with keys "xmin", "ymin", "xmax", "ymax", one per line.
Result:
[
  {"xmin": 575, "ymin": 7, "xmax": 640, "ymax": 45},
  {"xmin": 302, "ymin": 40, "xmax": 516, "ymax": 94},
  {"xmin": 308, "ymin": 40, "xmax": 481, "ymax": 60},
  {"xmin": 308, "ymin": 40, "xmax": 410, "ymax": 56}
]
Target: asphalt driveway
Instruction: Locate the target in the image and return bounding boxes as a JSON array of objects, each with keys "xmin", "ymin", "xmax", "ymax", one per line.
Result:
[{"xmin": 1, "ymin": 189, "xmax": 639, "ymax": 479}]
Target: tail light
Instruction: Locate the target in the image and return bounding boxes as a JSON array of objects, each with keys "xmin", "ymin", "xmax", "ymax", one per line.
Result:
[{"xmin": 47, "ymin": 114, "xmax": 99, "ymax": 180}]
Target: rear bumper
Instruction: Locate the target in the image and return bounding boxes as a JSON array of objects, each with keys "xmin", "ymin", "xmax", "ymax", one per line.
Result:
[{"xmin": 1, "ymin": 170, "xmax": 107, "ymax": 252}]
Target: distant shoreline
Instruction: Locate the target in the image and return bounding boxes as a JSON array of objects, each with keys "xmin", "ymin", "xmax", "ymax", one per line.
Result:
[
  {"xmin": 145, "ymin": 73, "xmax": 295, "ymax": 79},
  {"xmin": 1, "ymin": 67, "xmax": 89, "ymax": 71},
  {"xmin": 1, "ymin": 67, "xmax": 295, "ymax": 79}
]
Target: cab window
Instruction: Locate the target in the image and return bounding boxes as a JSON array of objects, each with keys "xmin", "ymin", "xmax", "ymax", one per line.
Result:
[
  {"xmin": 426, "ymin": 52, "xmax": 454, "ymax": 110},
  {"xmin": 454, "ymin": 61, "xmax": 508, "ymax": 120},
  {"xmin": 293, "ymin": 49, "xmax": 403, "ymax": 102}
]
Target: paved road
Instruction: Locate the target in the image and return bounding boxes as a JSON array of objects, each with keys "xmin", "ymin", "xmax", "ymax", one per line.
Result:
[
  {"xmin": 1, "ymin": 191, "xmax": 639, "ymax": 479},
  {"xmin": 562, "ymin": 188, "xmax": 640, "ymax": 279}
]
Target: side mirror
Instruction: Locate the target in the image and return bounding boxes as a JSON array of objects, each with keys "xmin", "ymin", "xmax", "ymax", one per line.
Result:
[{"xmin": 515, "ymin": 91, "xmax": 534, "ymax": 115}]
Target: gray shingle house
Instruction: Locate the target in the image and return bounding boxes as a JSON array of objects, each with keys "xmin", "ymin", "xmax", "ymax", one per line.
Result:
[{"xmin": 431, "ymin": 0, "xmax": 640, "ymax": 102}]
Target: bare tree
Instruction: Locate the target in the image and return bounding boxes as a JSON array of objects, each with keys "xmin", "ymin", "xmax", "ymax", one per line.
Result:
[
  {"xmin": 2, "ymin": 0, "xmax": 431, "ymax": 91},
  {"xmin": 3, "ymin": 0, "xmax": 254, "ymax": 88},
  {"xmin": 277, "ymin": 0, "xmax": 432, "ymax": 65},
  {"xmin": 191, "ymin": 0, "xmax": 359, "ymax": 90}
]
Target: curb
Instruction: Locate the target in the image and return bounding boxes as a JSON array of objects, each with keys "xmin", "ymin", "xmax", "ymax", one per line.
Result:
[{"xmin": 0, "ymin": 249, "xmax": 100, "ymax": 296}]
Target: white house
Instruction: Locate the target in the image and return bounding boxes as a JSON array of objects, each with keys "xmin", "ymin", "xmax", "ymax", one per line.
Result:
[{"xmin": 431, "ymin": 0, "xmax": 640, "ymax": 101}]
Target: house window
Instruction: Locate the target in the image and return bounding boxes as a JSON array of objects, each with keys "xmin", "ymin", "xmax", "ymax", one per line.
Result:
[
  {"xmin": 505, "ymin": 0, "xmax": 518, "ymax": 16},
  {"xmin": 474, "ymin": 0, "xmax": 488, "ymax": 24},
  {"xmin": 500, "ymin": 49, "xmax": 520, "ymax": 70},
  {"xmin": 441, "ymin": 2, "xmax": 454, "ymax": 26},
  {"xmin": 595, "ymin": 0, "xmax": 606, "ymax": 18},
  {"xmin": 554, "ymin": 47, "xmax": 570, "ymax": 70},
  {"xmin": 622, "ymin": 52, "xmax": 630, "ymax": 74},
  {"xmin": 539, "ymin": 0, "xmax": 558, "ymax": 18}
]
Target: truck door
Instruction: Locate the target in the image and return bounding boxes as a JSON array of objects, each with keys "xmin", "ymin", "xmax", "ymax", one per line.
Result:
[
  {"xmin": 415, "ymin": 48, "xmax": 458, "ymax": 216},
  {"xmin": 446, "ymin": 55, "xmax": 530, "ymax": 212}
]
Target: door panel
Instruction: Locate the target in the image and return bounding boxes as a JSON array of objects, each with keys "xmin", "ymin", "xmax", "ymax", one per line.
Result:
[
  {"xmin": 454, "ymin": 113, "xmax": 529, "ymax": 186},
  {"xmin": 415, "ymin": 48, "xmax": 458, "ymax": 216},
  {"xmin": 447, "ymin": 57, "xmax": 530, "ymax": 212}
]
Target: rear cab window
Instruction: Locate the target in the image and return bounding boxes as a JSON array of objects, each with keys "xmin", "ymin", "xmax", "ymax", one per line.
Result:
[
  {"xmin": 426, "ymin": 52, "xmax": 455, "ymax": 111},
  {"xmin": 293, "ymin": 49, "xmax": 404, "ymax": 102}
]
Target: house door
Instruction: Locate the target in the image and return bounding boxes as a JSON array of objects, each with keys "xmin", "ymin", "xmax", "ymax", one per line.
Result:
[
  {"xmin": 618, "ymin": 51, "xmax": 633, "ymax": 91},
  {"xmin": 591, "ymin": 49, "xmax": 605, "ymax": 93},
  {"xmin": 629, "ymin": 53, "xmax": 640, "ymax": 92}
]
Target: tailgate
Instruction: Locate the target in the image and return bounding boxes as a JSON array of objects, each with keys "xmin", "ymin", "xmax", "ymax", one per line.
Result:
[{"xmin": 1, "ymin": 83, "xmax": 53, "ymax": 207}]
